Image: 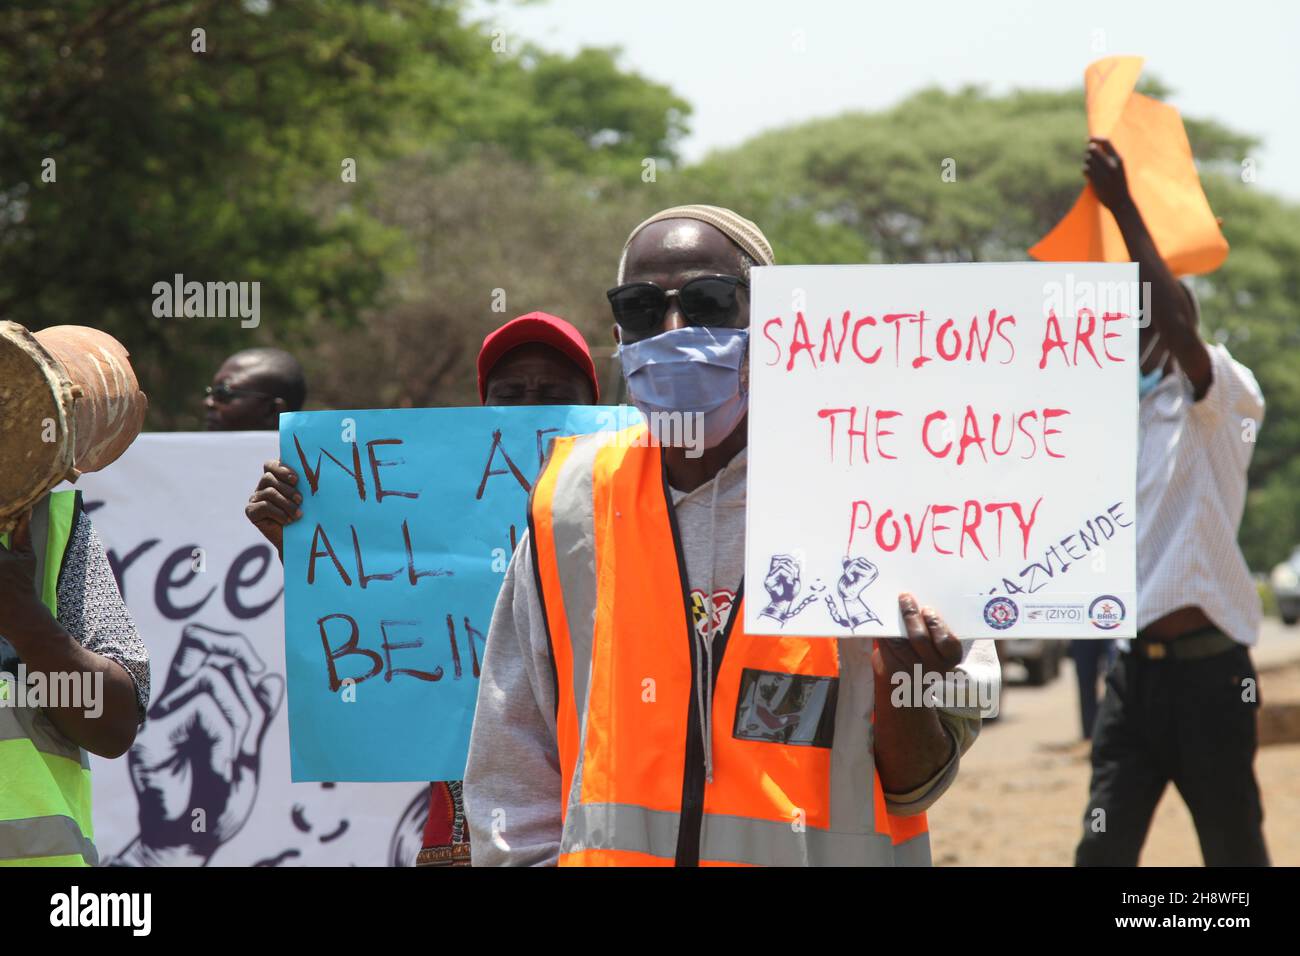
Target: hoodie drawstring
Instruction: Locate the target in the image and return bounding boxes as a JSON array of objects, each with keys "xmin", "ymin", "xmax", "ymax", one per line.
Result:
[
  {"xmin": 681, "ymin": 454, "xmax": 737, "ymax": 786},
  {"xmin": 700, "ymin": 471, "xmax": 723, "ymax": 784}
]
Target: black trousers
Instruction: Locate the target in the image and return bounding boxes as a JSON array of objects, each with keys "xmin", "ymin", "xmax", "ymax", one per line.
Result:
[
  {"xmin": 1069, "ymin": 639, "xmax": 1116, "ymax": 739},
  {"xmin": 1075, "ymin": 642, "xmax": 1270, "ymax": 866}
]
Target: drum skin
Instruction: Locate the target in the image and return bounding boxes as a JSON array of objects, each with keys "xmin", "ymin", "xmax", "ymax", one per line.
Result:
[
  {"xmin": 0, "ymin": 321, "xmax": 76, "ymax": 531},
  {"xmin": 34, "ymin": 325, "xmax": 148, "ymax": 477},
  {"xmin": 0, "ymin": 322, "xmax": 147, "ymax": 532}
]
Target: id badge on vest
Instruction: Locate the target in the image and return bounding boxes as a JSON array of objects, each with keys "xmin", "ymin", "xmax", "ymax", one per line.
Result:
[{"xmin": 732, "ymin": 668, "xmax": 838, "ymax": 748}]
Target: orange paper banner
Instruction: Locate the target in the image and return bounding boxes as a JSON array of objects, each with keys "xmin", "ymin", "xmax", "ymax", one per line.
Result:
[{"xmin": 1029, "ymin": 55, "xmax": 1227, "ymax": 276}]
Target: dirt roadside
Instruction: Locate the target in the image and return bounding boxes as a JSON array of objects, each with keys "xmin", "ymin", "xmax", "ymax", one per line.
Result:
[{"xmin": 928, "ymin": 620, "xmax": 1300, "ymax": 866}]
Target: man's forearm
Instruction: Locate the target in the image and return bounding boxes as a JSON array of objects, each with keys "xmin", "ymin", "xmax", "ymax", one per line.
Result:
[
  {"xmin": 5, "ymin": 610, "xmax": 140, "ymax": 758},
  {"xmin": 1111, "ymin": 198, "xmax": 1211, "ymax": 391},
  {"xmin": 873, "ymin": 699, "xmax": 955, "ymax": 794}
]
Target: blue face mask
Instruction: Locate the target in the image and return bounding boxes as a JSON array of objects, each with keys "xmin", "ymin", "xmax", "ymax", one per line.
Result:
[
  {"xmin": 1138, "ymin": 332, "xmax": 1164, "ymax": 399},
  {"xmin": 618, "ymin": 326, "xmax": 749, "ymax": 450}
]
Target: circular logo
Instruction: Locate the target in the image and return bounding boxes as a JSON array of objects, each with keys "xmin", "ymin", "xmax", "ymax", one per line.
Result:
[
  {"xmin": 1088, "ymin": 595, "xmax": 1126, "ymax": 630},
  {"xmin": 983, "ymin": 597, "xmax": 1019, "ymax": 630}
]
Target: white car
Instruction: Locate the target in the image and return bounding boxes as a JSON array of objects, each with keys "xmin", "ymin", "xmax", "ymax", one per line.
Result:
[
  {"xmin": 1270, "ymin": 547, "xmax": 1300, "ymax": 626},
  {"xmin": 1001, "ymin": 638, "xmax": 1067, "ymax": 686}
]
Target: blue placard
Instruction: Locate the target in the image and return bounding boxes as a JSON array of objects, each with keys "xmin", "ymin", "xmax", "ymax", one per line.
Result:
[{"xmin": 280, "ymin": 405, "xmax": 639, "ymax": 782}]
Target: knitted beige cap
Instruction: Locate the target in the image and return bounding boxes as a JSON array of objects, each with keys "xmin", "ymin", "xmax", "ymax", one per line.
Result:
[{"xmin": 617, "ymin": 204, "xmax": 776, "ymax": 282}]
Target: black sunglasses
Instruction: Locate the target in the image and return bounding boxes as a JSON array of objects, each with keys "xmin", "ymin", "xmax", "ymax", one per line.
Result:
[
  {"xmin": 607, "ymin": 275, "xmax": 748, "ymax": 334},
  {"xmin": 206, "ymin": 383, "xmax": 274, "ymax": 405}
]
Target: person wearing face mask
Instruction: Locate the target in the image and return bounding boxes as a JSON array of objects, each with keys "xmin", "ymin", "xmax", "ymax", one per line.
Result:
[
  {"xmin": 1074, "ymin": 140, "xmax": 1269, "ymax": 866},
  {"xmin": 463, "ymin": 205, "xmax": 999, "ymax": 867}
]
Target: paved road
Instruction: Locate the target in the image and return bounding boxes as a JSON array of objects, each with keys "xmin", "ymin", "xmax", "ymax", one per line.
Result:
[{"xmin": 927, "ymin": 618, "xmax": 1300, "ymax": 866}]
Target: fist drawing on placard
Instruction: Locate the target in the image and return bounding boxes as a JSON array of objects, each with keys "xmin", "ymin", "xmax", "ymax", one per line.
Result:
[
  {"xmin": 759, "ymin": 553, "xmax": 824, "ymax": 627},
  {"xmin": 825, "ymin": 556, "xmax": 882, "ymax": 632},
  {"xmin": 111, "ymin": 623, "xmax": 285, "ymax": 866}
]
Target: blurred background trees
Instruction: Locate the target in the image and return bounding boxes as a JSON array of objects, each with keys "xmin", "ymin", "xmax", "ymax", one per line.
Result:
[
  {"xmin": 0, "ymin": 0, "xmax": 683, "ymax": 422},
  {"xmin": 1, "ymin": 1, "xmax": 1295, "ymax": 568}
]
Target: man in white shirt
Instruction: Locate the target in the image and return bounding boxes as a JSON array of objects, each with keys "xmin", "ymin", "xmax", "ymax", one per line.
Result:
[{"xmin": 1074, "ymin": 138, "xmax": 1269, "ymax": 867}]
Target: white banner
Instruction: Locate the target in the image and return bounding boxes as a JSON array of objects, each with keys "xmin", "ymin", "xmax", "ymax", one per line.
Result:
[
  {"xmin": 69, "ymin": 434, "xmax": 428, "ymax": 866},
  {"xmin": 745, "ymin": 262, "xmax": 1139, "ymax": 639}
]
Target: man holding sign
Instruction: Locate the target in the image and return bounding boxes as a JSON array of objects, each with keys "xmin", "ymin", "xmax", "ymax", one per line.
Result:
[{"xmin": 464, "ymin": 205, "xmax": 997, "ymax": 867}]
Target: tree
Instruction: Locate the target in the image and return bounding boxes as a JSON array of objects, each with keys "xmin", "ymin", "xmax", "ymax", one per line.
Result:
[
  {"xmin": 0, "ymin": 1, "xmax": 687, "ymax": 426},
  {"xmin": 447, "ymin": 45, "xmax": 690, "ymax": 177},
  {"xmin": 300, "ymin": 146, "xmax": 661, "ymax": 413}
]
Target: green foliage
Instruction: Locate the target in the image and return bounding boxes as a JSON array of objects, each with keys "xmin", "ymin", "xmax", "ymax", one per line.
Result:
[
  {"xmin": 450, "ymin": 45, "xmax": 690, "ymax": 175},
  {"xmin": 0, "ymin": 1, "xmax": 686, "ymax": 425},
  {"xmin": 300, "ymin": 146, "xmax": 660, "ymax": 412}
]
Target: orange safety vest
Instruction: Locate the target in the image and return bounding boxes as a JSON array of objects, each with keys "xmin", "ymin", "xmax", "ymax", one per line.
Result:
[{"xmin": 529, "ymin": 425, "xmax": 930, "ymax": 866}]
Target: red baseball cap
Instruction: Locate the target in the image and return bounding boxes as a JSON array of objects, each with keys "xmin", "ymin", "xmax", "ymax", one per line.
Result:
[{"xmin": 476, "ymin": 312, "xmax": 600, "ymax": 404}]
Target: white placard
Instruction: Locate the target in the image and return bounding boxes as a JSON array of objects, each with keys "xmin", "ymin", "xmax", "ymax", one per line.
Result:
[
  {"xmin": 744, "ymin": 262, "xmax": 1138, "ymax": 639},
  {"xmin": 68, "ymin": 434, "xmax": 427, "ymax": 866}
]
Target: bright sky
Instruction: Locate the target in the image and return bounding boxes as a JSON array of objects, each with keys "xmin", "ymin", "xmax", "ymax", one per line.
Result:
[{"xmin": 473, "ymin": 0, "xmax": 1300, "ymax": 200}]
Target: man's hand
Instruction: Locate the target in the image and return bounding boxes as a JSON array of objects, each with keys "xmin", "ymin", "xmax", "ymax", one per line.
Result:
[
  {"xmin": 1084, "ymin": 137, "xmax": 1133, "ymax": 213},
  {"xmin": 245, "ymin": 459, "xmax": 302, "ymax": 558},
  {"xmin": 871, "ymin": 593, "xmax": 964, "ymax": 796},
  {"xmin": 875, "ymin": 592, "xmax": 964, "ymax": 682},
  {"xmin": 0, "ymin": 513, "xmax": 55, "ymax": 638}
]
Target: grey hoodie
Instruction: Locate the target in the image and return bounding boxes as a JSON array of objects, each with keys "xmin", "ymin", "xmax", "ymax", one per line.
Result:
[{"xmin": 463, "ymin": 447, "xmax": 998, "ymax": 866}]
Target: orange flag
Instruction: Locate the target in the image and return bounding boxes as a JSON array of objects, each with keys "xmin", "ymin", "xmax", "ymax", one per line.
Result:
[{"xmin": 1029, "ymin": 55, "xmax": 1228, "ymax": 276}]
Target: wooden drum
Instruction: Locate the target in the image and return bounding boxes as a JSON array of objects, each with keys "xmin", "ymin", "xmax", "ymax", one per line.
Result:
[{"xmin": 0, "ymin": 321, "xmax": 147, "ymax": 533}]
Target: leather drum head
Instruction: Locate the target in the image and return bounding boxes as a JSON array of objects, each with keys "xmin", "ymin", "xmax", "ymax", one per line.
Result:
[{"xmin": 0, "ymin": 321, "xmax": 75, "ymax": 530}]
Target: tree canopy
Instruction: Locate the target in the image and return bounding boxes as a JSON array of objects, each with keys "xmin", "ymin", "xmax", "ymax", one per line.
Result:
[
  {"xmin": 1, "ymin": 4, "xmax": 1295, "ymax": 569},
  {"xmin": 0, "ymin": 0, "xmax": 685, "ymax": 424}
]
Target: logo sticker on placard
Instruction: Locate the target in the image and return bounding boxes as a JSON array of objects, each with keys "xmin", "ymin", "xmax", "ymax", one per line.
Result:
[
  {"xmin": 1089, "ymin": 595, "xmax": 1126, "ymax": 630},
  {"xmin": 983, "ymin": 597, "xmax": 1019, "ymax": 630}
]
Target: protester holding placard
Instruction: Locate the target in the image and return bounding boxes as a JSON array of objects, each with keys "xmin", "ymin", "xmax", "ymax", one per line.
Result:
[
  {"xmin": 247, "ymin": 312, "xmax": 600, "ymax": 866},
  {"xmin": 463, "ymin": 205, "xmax": 999, "ymax": 867},
  {"xmin": 1073, "ymin": 139, "xmax": 1270, "ymax": 867}
]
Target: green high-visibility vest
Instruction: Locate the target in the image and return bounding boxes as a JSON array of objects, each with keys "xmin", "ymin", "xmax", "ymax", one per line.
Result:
[{"xmin": 0, "ymin": 490, "xmax": 97, "ymax": 866}]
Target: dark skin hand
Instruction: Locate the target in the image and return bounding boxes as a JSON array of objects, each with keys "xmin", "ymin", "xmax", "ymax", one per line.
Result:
[
  {"xmin": 0, "ymin": 514, "xmax": 141, "ymax": 758},
  {"xmin": 246, "ymin": 344, "xmax": 594, "ymax": 559},
  {"xmin": 246, "ymin": 459, "xmax": 303, "ymax": 558},
  {"xmin": 1084, "ymin": 136, "xmax": 1212, "ymax": 397},
  {"xmin": 620, "ymin": 218, "xmax": 967, "ymax": 795},
  {"xmin": 873, "ymin": 594, "xmax": 964, "ymax": 794}
]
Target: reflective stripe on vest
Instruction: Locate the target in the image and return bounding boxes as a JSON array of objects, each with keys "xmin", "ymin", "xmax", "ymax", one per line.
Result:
[
  {"xmin": 0, "ymin": 491, "xmax": 97, "ymax": 867},
  {"xmin": 529, "ymin": 427, "xmax": 930, "ymax": 867}
]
